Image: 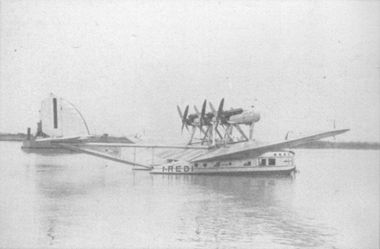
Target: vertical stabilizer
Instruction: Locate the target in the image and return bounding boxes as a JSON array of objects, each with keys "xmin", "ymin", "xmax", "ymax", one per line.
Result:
[{"xmin": 39, "ymin": 94, "xmax": 89, "ymax": 138}]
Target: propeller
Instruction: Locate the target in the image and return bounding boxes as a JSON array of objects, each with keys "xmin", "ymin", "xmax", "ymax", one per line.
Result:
[
  {"xmin": 177, "ymin": 105, "xmax": 183, "ymax": 119},
  {"xmin": 215, "ymin": 98, "xmax": 224, "ymax": 128},
  {"xmin": 209, "ymin": 102, "xmax": 216, "ymax": 113},
  {"xmin": 200, "ymin": 100, "xmax": 207, "ymax": 127},
  {"xmin": 179, "ymin": 105, "xmax": 189, "ymax": 133},
  {"xmin": 193, "ymin": 105, "xmax": 200, "ymax": 114},
  {"xmin": 217, "ymin": 98, "xmax": 224, "ymax": 117}
]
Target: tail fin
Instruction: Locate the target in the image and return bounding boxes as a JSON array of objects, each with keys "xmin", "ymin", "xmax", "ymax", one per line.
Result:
[{"xmin": 39, "ymin": 94, "xmax": 89, "ymax": 137}]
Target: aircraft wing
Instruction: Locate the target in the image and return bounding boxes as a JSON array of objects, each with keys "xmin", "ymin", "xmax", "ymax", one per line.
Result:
[
  {"xmin": 192, "ymin": 129, "xmax": 349, "ymax": 162},
  {"xmin": 75, "ymin": 142, "xmax": 210, "ymax": 150},
  {"xmin": 54, "ymin": 142, "xmax": 210, "ymax": 168},
  {"xmin": 57, "ymin": 143, "xmax": 152, "ymax": 169}
]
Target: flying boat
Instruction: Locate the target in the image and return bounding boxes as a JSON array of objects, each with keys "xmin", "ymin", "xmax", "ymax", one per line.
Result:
[{"xmin": 22, "ymin": 94, "xmax": 349, "ymax": 175}]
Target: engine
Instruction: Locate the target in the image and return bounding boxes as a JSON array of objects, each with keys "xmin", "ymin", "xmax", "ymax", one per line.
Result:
[{"xmin": 229, "ymin": 109, "xmax": 260, "ymax": 125}]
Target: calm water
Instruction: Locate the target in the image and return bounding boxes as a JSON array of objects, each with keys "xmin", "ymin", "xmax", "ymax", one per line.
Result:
[{"xmin": 0, "ymin": 142, "xmax": 378, "ymax": 249}]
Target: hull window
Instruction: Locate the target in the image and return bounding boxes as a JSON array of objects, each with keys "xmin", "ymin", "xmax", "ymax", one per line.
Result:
[
  {"xmin": 244, "ymin": 161, "xmax": 251, "ymax": 166},
  {"xmin": 259, "ymin": 159, "xmax": 266, "ymax": 166},
  {"xmin": 268, "ymin": 158, "xmax": 276, "ymax": 166},
  {"xmin": 203, "ymin": 163, "xmax": 207, "ymax": 168}
]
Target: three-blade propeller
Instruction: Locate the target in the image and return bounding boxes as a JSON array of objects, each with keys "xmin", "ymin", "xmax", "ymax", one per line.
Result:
[{"xmin": 177, "ymin": 98, "xmax": 225, "ymax": 132}]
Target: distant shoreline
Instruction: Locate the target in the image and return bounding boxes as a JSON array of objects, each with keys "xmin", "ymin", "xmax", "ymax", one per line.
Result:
[
  {"xmin": 0, "ymin": 133, "xmax": 26, "ymax": 141},
  {"xmin": 0, "ymin": 133, "xmax": 379, "ymax": 150}
]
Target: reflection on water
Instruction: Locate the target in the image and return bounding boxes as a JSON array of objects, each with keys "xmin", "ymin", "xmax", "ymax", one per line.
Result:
[
  {"xmin": 0, "ymin": 142, "xmax": 378, "ymax": 249},
  {"xmin": 158, "ymin": 175, "xmax": 334, "ymax": 248},
  {"xmin": 35, "ymin": 163, "xmax": 107, "ymax": 246}
]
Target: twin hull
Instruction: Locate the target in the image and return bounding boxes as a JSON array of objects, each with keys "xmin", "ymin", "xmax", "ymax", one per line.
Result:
[{"xmin": 150, "ymin": 151, "xmax": 296, "ymax": 175}]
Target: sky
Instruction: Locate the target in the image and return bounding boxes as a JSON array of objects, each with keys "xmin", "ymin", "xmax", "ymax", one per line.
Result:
[{"xmin": 0, "ymin": 0, "xmax": 379, "ymax": 142}]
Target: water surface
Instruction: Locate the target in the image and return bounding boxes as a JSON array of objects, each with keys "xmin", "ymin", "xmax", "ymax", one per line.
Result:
[{"xmin": 0, "ymin": 142, "xmax": 378, "ymax": 248}]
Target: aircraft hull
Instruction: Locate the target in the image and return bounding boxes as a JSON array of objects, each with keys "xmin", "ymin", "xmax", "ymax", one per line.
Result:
[
  {"xmin": 150, "ymin": 151, "xmax": 296, "ymax": 175},
  {"xmin": 22, "ymin": 139, "xmax": 121, "ymax": 156},
  {"xmin": 21, "ymin": 139, "xmax": 65, "ymax": 151},
  {"xmin": 150, "ymin": 165, "xmax": 296, "ymax": 175}
]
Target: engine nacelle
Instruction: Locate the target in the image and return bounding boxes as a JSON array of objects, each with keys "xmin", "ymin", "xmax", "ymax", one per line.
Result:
[{"xmin": 229, "ymin": 109, "xmax": 260, "ymax": 125}]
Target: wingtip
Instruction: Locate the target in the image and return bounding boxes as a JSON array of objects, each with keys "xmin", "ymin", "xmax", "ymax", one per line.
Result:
[
  {"xmin": 332, "ymin": 128, "xmax": 350, "ymax": 135},
  {"xmin": 338, "ymin": 128, "xmax": 350, "ymax": 133}
]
